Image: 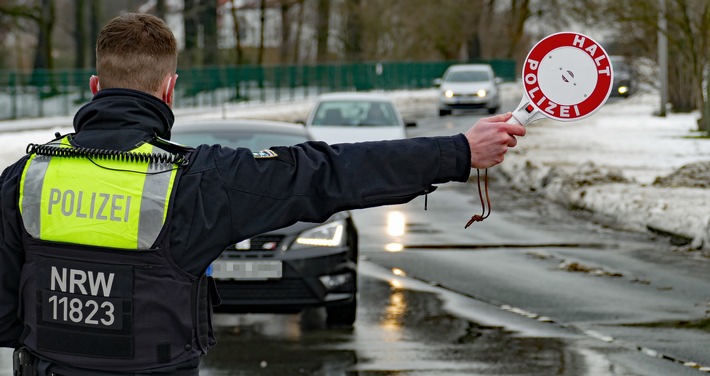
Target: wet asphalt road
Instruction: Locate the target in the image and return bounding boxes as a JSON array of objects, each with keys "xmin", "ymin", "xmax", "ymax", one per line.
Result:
[
  {"xmin": 2, "ymin": 102, "xmax": 708, "ymax": 376},
  {"xmin": 200, "ymin": 261, "xmax": 587, "ymax": 376},
  {"xmin": 348, "ymin": 184, "xmax": 709, "ymax": 376},
  {"xmin": 196, "ymin": 107, "xmax": 710, "ymax": 375},
  {"xmin": 194, "ymin": 184, "xmax": 709, "ymax": 376}
]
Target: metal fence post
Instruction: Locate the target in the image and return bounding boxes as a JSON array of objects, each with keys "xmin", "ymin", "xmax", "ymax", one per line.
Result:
[{"xmin": 9, "ymin": 71, "xmax": 17, "ymax": 119}]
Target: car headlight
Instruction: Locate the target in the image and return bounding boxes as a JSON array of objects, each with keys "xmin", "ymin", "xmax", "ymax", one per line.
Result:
[
  {"xmin": 444, "ymin": 90, "xmax": 454, "ymax": 98},
  {"xmin": 477, "ymin": 89, "xmax": 487, "ymax": 97},
  {"xmin": 291, "ymin": 220, "xmax": 346, "ymax": 249}
]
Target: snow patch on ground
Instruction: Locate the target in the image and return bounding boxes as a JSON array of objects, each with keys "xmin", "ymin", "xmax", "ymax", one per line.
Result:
[{"xmin": 497, "ymin": 89, "xmax": 710, "ymax": 254}]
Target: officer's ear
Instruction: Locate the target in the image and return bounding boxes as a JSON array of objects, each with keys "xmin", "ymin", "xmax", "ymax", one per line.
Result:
[
  {"xmin": 162, "ymin": 73, "xmax": 178, "ymax": 107},
  {"xmin": 90, "ymin": 75, "xmax": 100, "ymax": 95}
]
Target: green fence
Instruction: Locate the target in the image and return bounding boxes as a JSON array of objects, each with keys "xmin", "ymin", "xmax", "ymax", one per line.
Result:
[{"xmin": 0, "ymin": 59, "xmax": 515, "ymax": 120}]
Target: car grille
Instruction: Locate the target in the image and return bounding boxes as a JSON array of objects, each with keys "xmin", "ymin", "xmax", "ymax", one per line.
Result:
[
  {"xmin": 217, "ymin": 279, "xmax": 315, "ymax": 301},
  {"xmin": 226, "ymin": 234, "xmax": 286, "ymax": 252}
]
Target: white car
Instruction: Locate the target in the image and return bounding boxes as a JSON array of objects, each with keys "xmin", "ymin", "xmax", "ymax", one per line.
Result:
[
  {"xmin": 435, "ymin": 64, "xmax": 502, "ymax": 116},
  {"xmin": 305, "ymin": 92, "xmax": 415, "ymax": 144}
]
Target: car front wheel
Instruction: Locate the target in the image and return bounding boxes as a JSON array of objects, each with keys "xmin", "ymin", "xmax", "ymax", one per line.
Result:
[
  {"xmin": 325, "ymin": 272, "xmax": 357, "ymax": 328},
  {"xmin": 439, "ymin": 109, "xmax": 451, "ymax": 117},
  {"xmin": 326, "ymin": 295, "xmax": 357, "ymax": 328}
]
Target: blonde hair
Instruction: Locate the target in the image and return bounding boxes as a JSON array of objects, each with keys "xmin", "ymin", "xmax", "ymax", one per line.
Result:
[{"xmin": 96, "ymin": 13, "xmax": 177, "ymax": 93}]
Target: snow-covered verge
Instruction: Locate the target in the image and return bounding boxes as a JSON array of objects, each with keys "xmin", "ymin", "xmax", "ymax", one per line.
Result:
[{"xmin": 497, "ymin": 90, "xmax": 710, "ymax": 255}]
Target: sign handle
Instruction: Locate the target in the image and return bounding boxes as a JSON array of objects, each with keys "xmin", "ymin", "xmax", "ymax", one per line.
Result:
[{"xmin": 506, "ymin": 96, "xmax": 548, "ymax": 126}]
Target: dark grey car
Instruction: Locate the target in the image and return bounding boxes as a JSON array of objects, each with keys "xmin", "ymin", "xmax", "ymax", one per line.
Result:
[
  {"xmin": 171, "ymin": 119, "xmax": 359, "ymax": 327},
  {"xmin": 610, "ymin": 56, "xmax": 638, "ymax": 98}
]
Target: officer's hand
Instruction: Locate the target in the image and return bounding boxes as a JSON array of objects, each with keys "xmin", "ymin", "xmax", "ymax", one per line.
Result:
[{"xmin": 464, "ymin": 112, "xmax": 526, "ymax": 169}]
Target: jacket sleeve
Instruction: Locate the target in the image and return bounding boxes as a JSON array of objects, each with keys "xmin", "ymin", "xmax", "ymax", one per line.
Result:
[
  {"xmin": 0, "ymin": 160, "xmax": 28, "ymax": 348},
  {"xmin": 170, "ymin": 134, "xmax": 470, "ymax": 274}
]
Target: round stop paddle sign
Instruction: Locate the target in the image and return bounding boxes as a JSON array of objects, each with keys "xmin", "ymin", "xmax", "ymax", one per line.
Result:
[{"xmin": 521, "ymin": 32, "xmax": 613, "ymax": 122}]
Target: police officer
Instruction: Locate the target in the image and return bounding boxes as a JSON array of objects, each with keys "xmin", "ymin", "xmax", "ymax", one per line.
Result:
[{"xmin": 0, "ymin": 13, "xmax": 525, "ymax": 376}]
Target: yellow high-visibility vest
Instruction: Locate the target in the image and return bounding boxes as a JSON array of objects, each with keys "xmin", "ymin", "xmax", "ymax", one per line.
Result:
[{"xmin": 19, "ymin": 137, "xmax": 178, "ymax": 249}]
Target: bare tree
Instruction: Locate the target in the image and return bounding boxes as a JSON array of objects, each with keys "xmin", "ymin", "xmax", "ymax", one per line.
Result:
[
  {"xmin": 292, "ymin": 0, "xmax": 305, "ymax": 64},
  {"xmin": 229, "ymin": 0, "xmax": 244, "ymax": 64},
  {"xmin": 550, "ymin": 0, "xmax": 710, "ymax": 133},
  {"xmin": 278, "ymin": 0, "xmax": 293, "ymax": 64},
  {"xmin": 155, "ymin": 0, "xmax": 166, "ymax": 20},
  {"xmin": 665, "ymin": 0, "xmax": 709, "ymax": 131},
  {"xmin": 370, "ymin": 0, "xmax": 485, "ymax": 61},
  {"xmin": 0, "ymin": 1, "xmax": 38, "ymax": 69},
  {"xmin": 201, "ymin": 0, "xmax": 218, "ymax": 66},
  {"xmin": 183, "ymin": 0, "xmax": 199, "ymax": 66},
  {"xmin": 343, "ymin": 0, "xmax": 362, "ymax": 62},
  {"xmin": 0, "ymin": 0, "xmax": 56, "ymax": 70},
  {"xmin": 257, "ymin": 0, "xmax": 265, "ymax": 64},
  {"xmin": 88, "ymin": 0, "xmax": 101, "ymax": 67},
  {"xmin": 506, "ymin": 0, "xmax": 531, "ymax": 57},
  {"xmin": 32, "ymin": 0, "xmax": 54, "ymax": 70},
  {"xmin": 74, "ymin": 0, "xmax": 86, "ymax": 69},
  {"xmin": 315, "ymin": 0, "xmax": 329, "ymax": 62}
]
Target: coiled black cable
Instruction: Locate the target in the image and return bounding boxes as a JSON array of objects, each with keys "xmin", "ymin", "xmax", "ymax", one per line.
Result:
[{"xmin": 26, "ymin": 143, "xmax": 188, "ymax": 166}]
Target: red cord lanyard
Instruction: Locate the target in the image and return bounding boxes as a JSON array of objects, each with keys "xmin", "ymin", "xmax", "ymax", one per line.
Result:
[{"xmin": 465, "ymin": 168, "xmax": 491, "ymax": 229}]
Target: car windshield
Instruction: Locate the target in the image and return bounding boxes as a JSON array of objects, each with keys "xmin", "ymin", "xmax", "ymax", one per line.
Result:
[
  {"xmin": 171, "ymin": 130, "xmax": 308, "ymax": 151},
  {"xmin": 311, "ymin": 100, "xmax": 399, "ymax": 126},
  {"xmin": 445, "ymin": 70, "xmax": 491, "ymax": 83}
]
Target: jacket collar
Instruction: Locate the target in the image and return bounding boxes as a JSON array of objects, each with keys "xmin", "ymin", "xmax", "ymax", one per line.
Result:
[{"xmin": 73, "ymin": 88, "xmax": 175, "ymax": 140}]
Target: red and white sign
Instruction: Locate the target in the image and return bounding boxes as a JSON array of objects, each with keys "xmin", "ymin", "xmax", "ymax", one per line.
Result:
[{"xmin": 521, "ymin": 32, "xmax": 613, "ymax": 122}]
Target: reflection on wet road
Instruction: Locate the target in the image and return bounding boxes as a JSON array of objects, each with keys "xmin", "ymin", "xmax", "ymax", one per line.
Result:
[{"xmin": 200, "ymin": 262, "xmax": 600, "ymax": 376}]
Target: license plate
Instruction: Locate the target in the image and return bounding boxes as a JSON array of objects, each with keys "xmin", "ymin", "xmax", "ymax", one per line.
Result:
[{"xmin": 210, "ymin": 260, "xmax": 282, "ymax": 280}]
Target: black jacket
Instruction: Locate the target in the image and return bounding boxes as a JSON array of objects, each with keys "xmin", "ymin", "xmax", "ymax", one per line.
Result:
[{"xmin": 0, "ymin": 89, "xmax": 471, "ymax": 367}]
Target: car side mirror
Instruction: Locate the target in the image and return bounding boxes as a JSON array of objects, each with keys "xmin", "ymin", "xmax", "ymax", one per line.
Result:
[
  {"xmin": 294, "ymin": 119, "xmax": 305, "ymax": 125},
  {"xmin": 433, "ymin": 78, "xmax": 442, "ymax": 87},
  {"xmin": 405, "ymin": 121, "xmax": 417, "ymax": 128},
  {"xmin": 495, "ymin": 77, "xmax": 503, "ymax": 85}
]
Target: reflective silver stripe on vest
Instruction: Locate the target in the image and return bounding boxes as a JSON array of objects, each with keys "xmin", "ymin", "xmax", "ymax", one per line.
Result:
[
  {"xmin": 137, "ymin": 146, "xmax": 175, "ymax": 249},
  {"xmin": 21, "ymin": 155, "xmax": 52, "ymax": 238}
]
